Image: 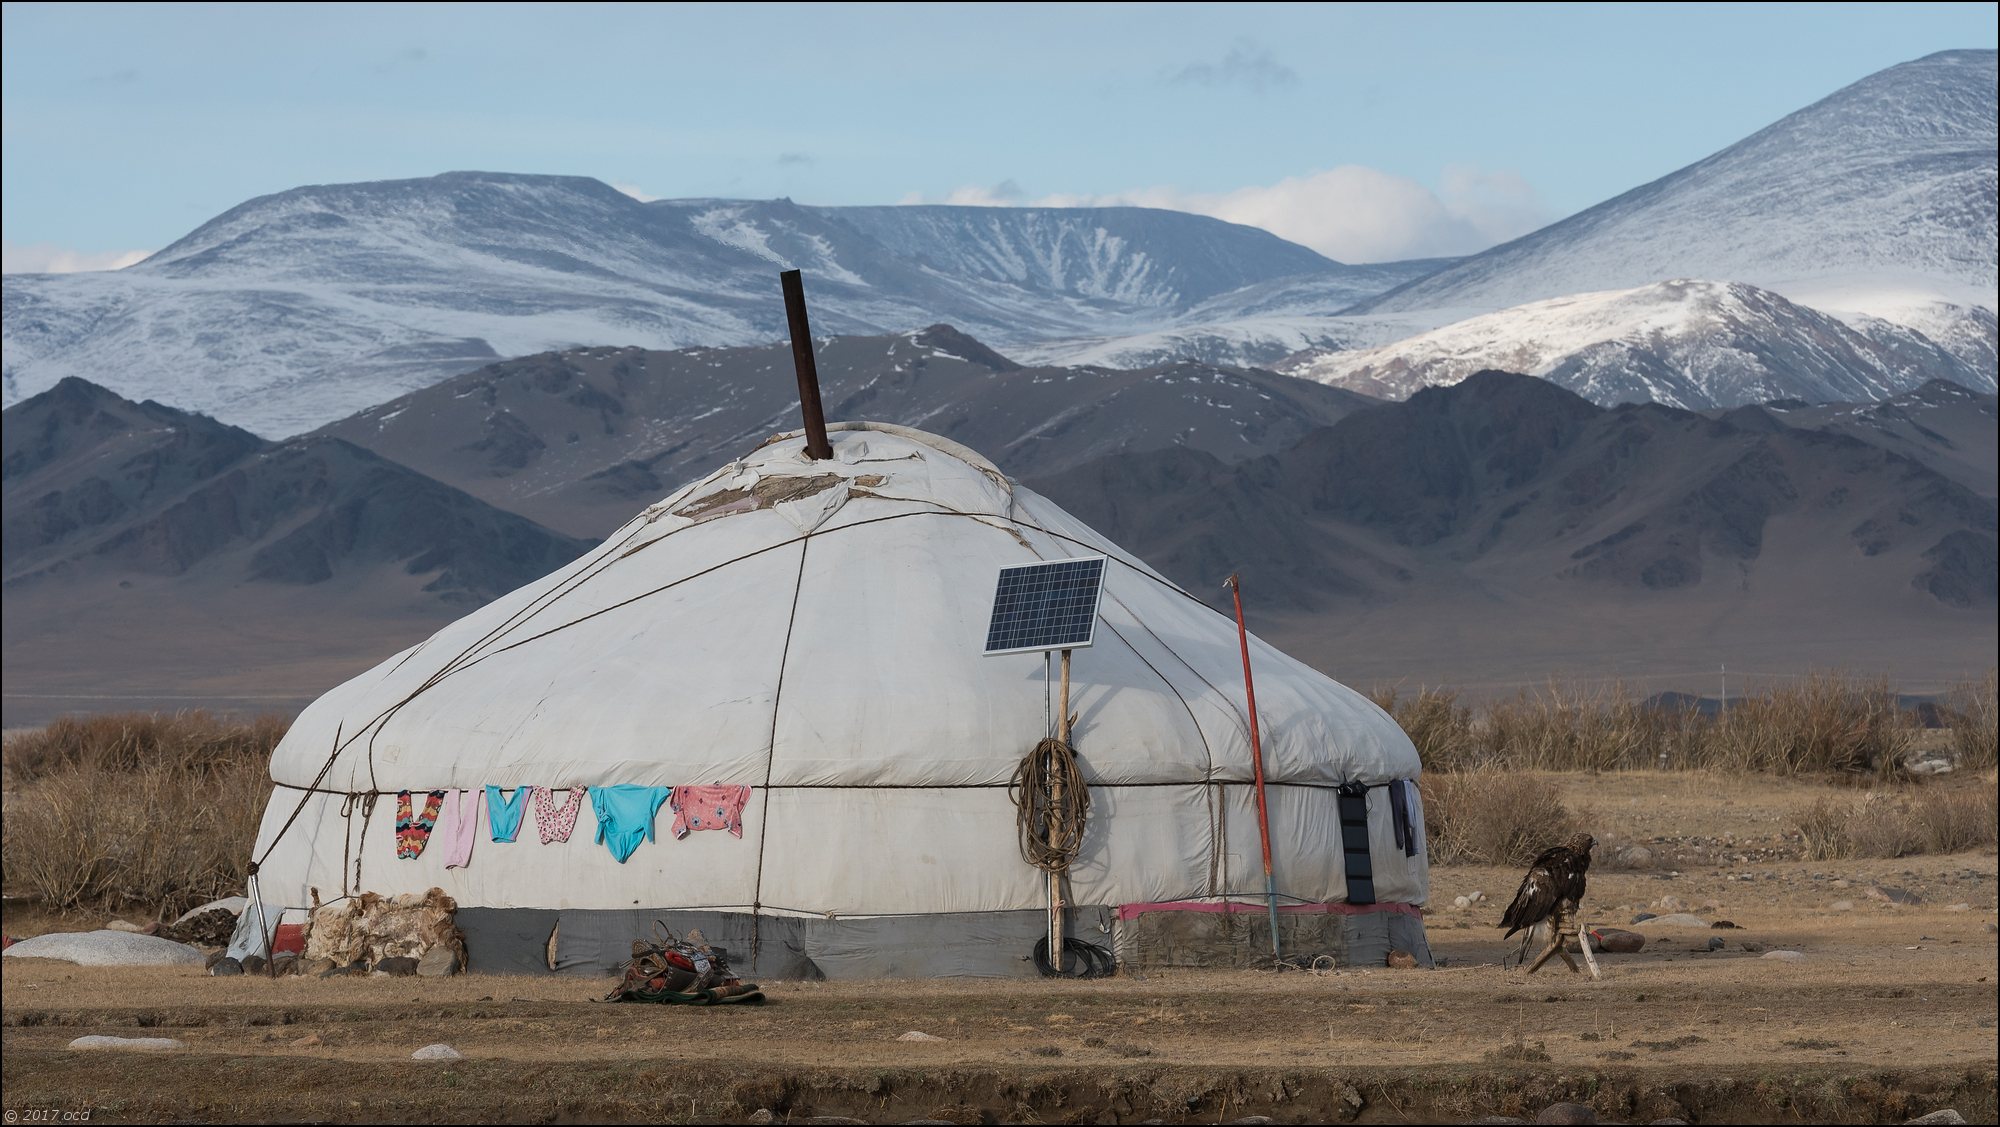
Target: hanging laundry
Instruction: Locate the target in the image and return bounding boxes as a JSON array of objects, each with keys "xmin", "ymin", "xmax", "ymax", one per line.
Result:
[
  {"xmin": 395, "ymin": 790, "xmax": 446, "ymax": 859},
  {"xmin": 591, "ymin": 785, "xmax": 670, "ymax": 863},
  {"xmin": 485, "ymin": 785, "xmax": 533, "ymax": 843},
  {"xmin": 437, "ymin": 788, "xmax": 483, "ymax": 869},
  {"xmin": 532, "ymin": 785, "xmax": 586, "ymax": 845},
  {"xmin": 668, "ymin": 785, "xmax": 751, "ymax": 839}
]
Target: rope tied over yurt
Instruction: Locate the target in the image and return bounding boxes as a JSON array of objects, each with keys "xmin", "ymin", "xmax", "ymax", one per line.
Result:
[{"xmin": 1009, "ymin": 737, "xmax": 1089, "ymax": 873}]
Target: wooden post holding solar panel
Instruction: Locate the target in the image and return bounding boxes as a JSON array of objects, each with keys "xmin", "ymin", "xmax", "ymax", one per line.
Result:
[{"xmin": 984, "ymin": 556, "xmax": 1107, "ymax": 974}]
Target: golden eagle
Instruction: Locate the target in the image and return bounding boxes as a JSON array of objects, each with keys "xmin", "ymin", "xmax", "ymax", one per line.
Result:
[{"xmin": 1500, "ymin": 831, "xmax": 1596, "ymax": 974}]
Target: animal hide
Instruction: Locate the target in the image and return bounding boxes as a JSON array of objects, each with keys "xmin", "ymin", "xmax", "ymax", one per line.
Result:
[{"xmin": 301, "ymin": 887, "xmax": 465, "ymax": 969}]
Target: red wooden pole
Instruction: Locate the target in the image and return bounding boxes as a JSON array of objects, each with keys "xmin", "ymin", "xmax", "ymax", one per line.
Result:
[{"xmin": 1226, "ymin": 573, "xmax": 1283, "ymax": 964}]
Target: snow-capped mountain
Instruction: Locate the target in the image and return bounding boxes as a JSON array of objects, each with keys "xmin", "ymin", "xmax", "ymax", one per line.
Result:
[
  {"xmin": 1352, "ymin": 50, "xmax": 1998, "ymax": 322},
  {"xmin": 1284, "ymin": 279, "xmax": 1995, "ymax": 409},
  {"xmin": 1, "ymin": 176, "xmax": 1420, "ymax": 436}
]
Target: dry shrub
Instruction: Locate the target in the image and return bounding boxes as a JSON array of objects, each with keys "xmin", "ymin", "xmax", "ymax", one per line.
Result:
[
  {"xmin": 1794, "ymin": 798, "xmax": 1854, "ymax": 861},
  {"xmin": 1789, "ymin": 782, "xmax": 1998, "ymax": 860},
  {"xmin": 1419, "ymin": 769, "xmax": 1583, "ymax": 866},
  {"xmin": 1371, "ymin": 686, "xmax": 1479, "ymax": 771},
  {"xmin": 4, "ymin": 711, "xmax": 288, "ymax": 784},
  {"xmin": 1481, "ymin": 681, "xmax": 1701, "ymax": 772},
  {"xmin": 1710, "ymin": 673, "xmax": 1910, "ymax": 778},
  {"xmin": 1, "ymin": 712, "xmax": 282, "ymax": 917},
  {"xmin": 1946, "ymin": 671, "xmax": 1998, "ymax": 770}
]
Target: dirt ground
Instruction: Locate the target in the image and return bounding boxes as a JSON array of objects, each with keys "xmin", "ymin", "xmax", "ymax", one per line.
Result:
[{"xmin": 4, "ymin": 773, "xmax": 1997, "ymax": 1124}]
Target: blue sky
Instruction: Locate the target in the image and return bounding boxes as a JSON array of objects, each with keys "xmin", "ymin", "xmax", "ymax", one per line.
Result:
[{"xmin": 3, "ymin": 2, "xmax": 1994, "ymax": 270}]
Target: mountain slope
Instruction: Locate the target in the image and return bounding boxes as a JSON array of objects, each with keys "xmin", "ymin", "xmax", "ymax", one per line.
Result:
[
  {"xmin": 1352, "ymin": 50, "xmax": 1998, "ymax": 320},
  {"xmin": 2, "ymin": 175, "xmax": 1431, "ymax": 436},
  {"xmin": 318, "ymin": 325, "xmax": 1380, "ymax": 537},
  {"xmin": 2, "ymin": 377, "xmax": 597, "ymax": 725},
  {"xmin": 1285, "ymin": 279, "xmax": 1994, "ymax": 408},
  {"xmin": 1032, "ymin": 372, "xmax": 1998, "ymax": 687}
]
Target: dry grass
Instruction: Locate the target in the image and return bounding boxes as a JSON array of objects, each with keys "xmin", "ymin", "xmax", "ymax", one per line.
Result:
[
  {"xmin": 1945, "ymin": 671, "xmax": 1998, "ymax": 771},
  {"xmin": 1, "ymin": 712, "xmax": 281, "ymax": 917},
  {"xmin": 3, "ymin": 710, "xmax": 288, "ymax": 784},
  {"xmin": 1790, "ymin": 779, "xmax": 1999, "ymax": 860},
  {"xmin": 1417, "ymin": 769, "xmax": 1584, "ymax": 866},
  {"xmin": 1375, "ymin": 672, "xmax": 1935, "ymax": 778}
]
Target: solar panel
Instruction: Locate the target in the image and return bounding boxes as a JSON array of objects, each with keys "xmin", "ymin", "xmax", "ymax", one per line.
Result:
[{"xmin": 983, "ymin": 556, "xmax": 1107, "ymax": 655}]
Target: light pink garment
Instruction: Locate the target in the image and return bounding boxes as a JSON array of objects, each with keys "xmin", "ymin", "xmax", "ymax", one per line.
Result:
[{"xmin": 438, "ymin": 788, "xmax": 482, "ymax": 869}]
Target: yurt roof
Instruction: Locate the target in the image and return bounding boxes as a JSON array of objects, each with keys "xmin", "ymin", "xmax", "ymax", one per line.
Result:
[{"xmin": 271, "ymin": 422, "xmax": 1418, "ymax": 793}]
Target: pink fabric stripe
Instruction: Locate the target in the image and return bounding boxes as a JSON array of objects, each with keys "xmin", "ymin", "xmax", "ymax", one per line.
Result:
[{"xmin": 1114, "ymin": 899, "xmax": 1425, "ymax": 922}]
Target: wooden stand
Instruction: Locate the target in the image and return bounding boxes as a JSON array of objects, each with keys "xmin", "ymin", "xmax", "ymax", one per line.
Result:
[
  {"xmin": 1526, "ymin": 900, "xmax": 1600, "ymax": 978},
  {"xmin": 1048, "ymin": 648, "xmax": 1072, "ymax": 967}
]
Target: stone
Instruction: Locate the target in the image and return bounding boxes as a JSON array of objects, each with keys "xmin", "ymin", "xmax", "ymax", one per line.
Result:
[
  {"xmin": 241, "ymin": 955, "xmax": 267, "ymax": 974},
  {"xmin": 175, "ymin": 896, "xmax": 247, "ymax": 924},
  {"xmin": 1590, "ymin": 928, "xmax": 1645, "ymax": 954},
  {"xmin": 1710, "ymin": 920, "xmax": 1739, "ymax": 929},
  {"xmin": 1634, "ymin": 913, "xmax": 1709, "ymax": 928},
  {"xmin": 1945, "ymin": 903, "xmax": 1971, "ymax": 911},
  {"xmin": 1536, "ymin": 1103, "xmax": 1598, "ymax": 1125},
  {"xmin": 209, "ymin": 956, "xmax": 244, "ymax": 976},
  {"xmin": 1455, "ymin": 895, "xmax": 1472, "ymax": 909},
  {"xmin": 1903, "ymin": 1112, "xmax": 1967, "ymax": 1125},
  {"xmin": 411, "ymin": 1043, "xmax": 463, "ymax": 1060},
  {"xmin": 417, "ymin": 946, "xmax": 461, "ymax": 977},
  {"xmin": 1869, "ymin": 885, "xmax": 1922, "ymax": 906},
  {"xmin": 2, "ymin": 930, "xmax": 208, "ymax": 968},
  {"xmin": 745, "ymin": 1112, "xmax": 776, "ymax": 1126},
  {"xmin": 376, "ymin": 955, "xmax": 419, "ymax": 977},
  {"xmin": 1739, "ymin": 940, "xmax": 1767, "ymax": 953},
  {"xmin": 1630, "ymin": 912, "xmax": 1658, "ymax": 924},
  {"xmin": 896, "ymin": 1030, "xmax": 943, "ymax": 1041},
  {"xmin": 1703, "ymin": 937, "xmax": 1725, "ymax": 952},
  {"xmin": 106, "ymin": 919, "xmax": 148, "ymax": 933},
  {"xmin": 1468, "ymin": 891, "xmax": 1486, "ymax": 903},
  {"xmin": 302, "ymin": 957, "xmax": 336, "ymax": 977},
  {"xmin": 271, "ymin": 954, "xmax": 298, "ymax": 977},
  {"xmin": 1653, "ymin": 895, "xmax": 1686, "ymax": 912},
  {"xmin": 1386, "ymin": 949, "xmax": 1418, "ymax": 968},
  {"xmin": 1227, "ymin": 1119, "xmax": 1275, "ymax": 1125},
  {"xmin": 1760, "ymin": 950, "xmax": 1806, "ymax": 961},
  {"xmin": 1618, "ymin": 845, "xmax": 1653, "ymax": 868},
  {"xmin": 67, "ymin": 1035, "xmax": 186, "ymax": 1051},
  {"xmin": 1830, "ymin": 900, "xmax": 1855, "ymax": 912}
]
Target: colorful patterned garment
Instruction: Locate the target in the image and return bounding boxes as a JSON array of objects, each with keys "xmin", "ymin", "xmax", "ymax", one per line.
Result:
[
  {"xmin": 395, "ymin": 790, "xmax": 446, "ymax": 859},
  {"xmin": 532, "ymin": 786, "xmax": 586, "ymax": 844},
  {"xmin": 668, "ymin": 784, "xmax": 751, "ymax": 840}
]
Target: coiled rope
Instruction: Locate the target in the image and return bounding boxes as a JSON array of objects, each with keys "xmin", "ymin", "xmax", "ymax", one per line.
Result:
[{"xmin": 1008, "ymin": 737, "xmax": 1089, "ymax": 873}]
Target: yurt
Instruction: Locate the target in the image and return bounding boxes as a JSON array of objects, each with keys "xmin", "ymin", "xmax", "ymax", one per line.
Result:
[{"xmin": 245, "ymin": 420, "xmax": 1431, "ymax": 978}]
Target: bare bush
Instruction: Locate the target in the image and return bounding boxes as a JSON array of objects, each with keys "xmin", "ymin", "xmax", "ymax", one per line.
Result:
[
  {"xmin": 1788, "ymin": 781, "xmax": 1998, "ymax": 861},
  {"xmin": 4, "ymin": 711, "xmax": 288, "ymax": 784},
  {"xmin": 1, "ymin": 712, "xmax": 281, "ymax": 916},
  {"xmin": 1709, "ymin": 673, "xmax": 1910, "ymax": 778},
  {"xmin": 1794, "ymin": 799, "xmax": 1854, "ymax": 861},
  {"xmin": 1482, "ymin": 681, "xmax": 1703, "ymax": 772},
  {"xmin": 1370, "ymin": 686, "xmax": 1479, "ymax": 771},
  {"xmin": 1946, "ymin": 671, "xmax": 1998, "ymax": 770},
  {"xmin": 1419, "ymin": 769, "xmax": 1584, "ymax": 866}
]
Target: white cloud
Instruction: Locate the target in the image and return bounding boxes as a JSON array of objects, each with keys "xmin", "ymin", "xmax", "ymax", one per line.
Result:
[
  {"xmin": 1, "ymin": 242, "xmax": 151, "ymax": 274},
  {"xmin": 611, "ymin": 182, "xmax": 660, "ymax": 203},
  {"xmin": 903, "ymin": 166, "xmax": 1550, "ymax": 264}
]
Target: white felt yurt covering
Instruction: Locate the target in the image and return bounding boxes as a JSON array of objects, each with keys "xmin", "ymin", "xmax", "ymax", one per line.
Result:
[{"xmin": 248, "ymin": 422, "xmax": 1429, "ymax": 977}]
